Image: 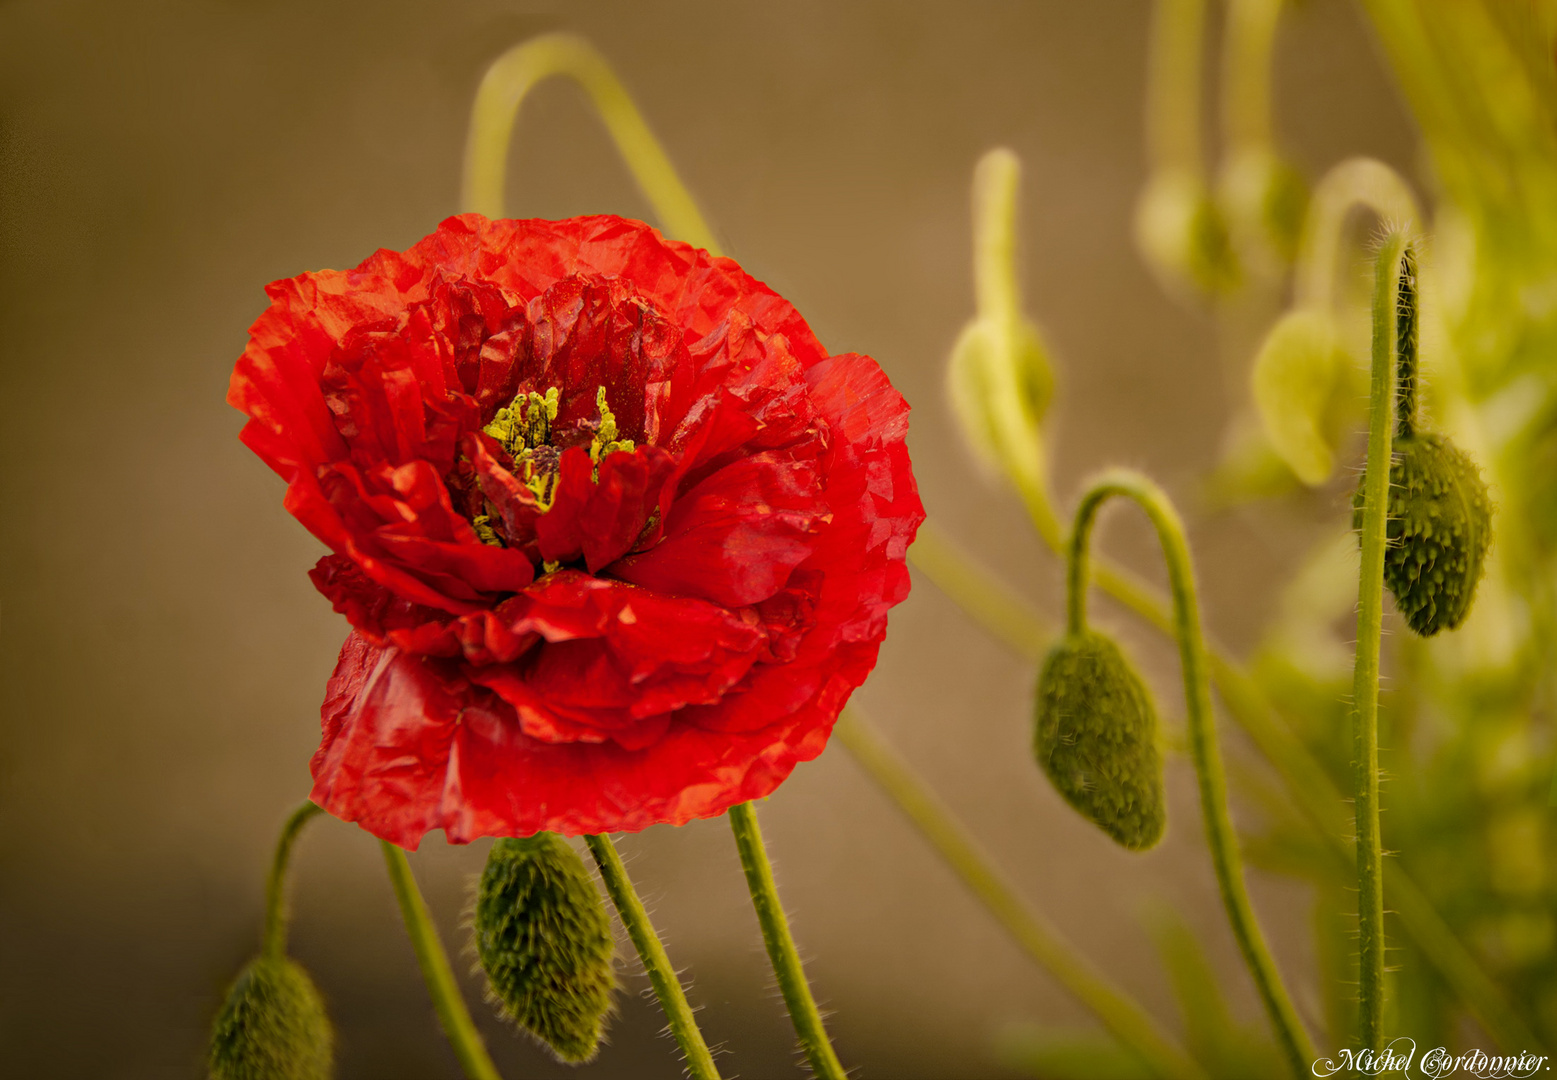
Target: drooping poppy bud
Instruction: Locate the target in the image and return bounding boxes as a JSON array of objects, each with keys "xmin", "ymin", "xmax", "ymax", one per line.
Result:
[
  {"xmin": 946, "ymin": 314, "xmax": 1053, "ymax": 484},
  {"xmin": 473, "ymin": 833, "xmax": 618, "ymax": 1063},
  {"xmin": 1220, "ymin": 149, "xmax": 1308, "ymax": 268},
  {"xmin": 1034, "ymin": 631, "xmax": 1166, "ymax": 851},
  {"xmin": 1250, "ymin": 308, "xmax": 1354, "ymax": 486},
  {"xmin": 208, "ymin": 955, "xmax": 333, "ymax": 1080},
  {"xmin": 1354, "ymin": 432, "xmax": 1492, "ymax": 636},
  {"xmin": 947, "ymin": 147, "xmax": 1055, "ymax": 492},
  {"xmin": 1135, "ymin": 169, "xmax": 1240, "ymax": 298}
]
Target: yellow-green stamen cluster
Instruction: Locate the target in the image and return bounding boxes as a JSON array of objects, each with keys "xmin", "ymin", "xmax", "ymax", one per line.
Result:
[
  {"xmin": 470, "ymin": 385, "xmax": 638, "ymax": 544},
  {"xmin": 472, "ymin": 514, "xmax": 502, "ymax": 546},
  {"xmin": 485, "ymin": 387, "xmax": 560, "ymax": 458},
  {"xmin": 589, "ymin": 385, "xmax": 635, "ymax": 466},
  {"xmin": 483, "ymin": 387, "xmax": 563, "ymax": 510}
]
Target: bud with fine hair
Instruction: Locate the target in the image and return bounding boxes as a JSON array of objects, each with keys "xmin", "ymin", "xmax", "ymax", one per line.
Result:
[
  {"xmin": 1354, "ymin": 433, "xmax": 1493, "ymax": 636},
  {"xmin": 474, "ymin": 833, "xmax": 618, "ymax": 1063},
  {"xmin": 208, "ymin": 956, "xmax": 333, "ymax": 1080},
  {"xmin": 1034, "ymin": 631, "xmax": 1166, "ymax": 851}
]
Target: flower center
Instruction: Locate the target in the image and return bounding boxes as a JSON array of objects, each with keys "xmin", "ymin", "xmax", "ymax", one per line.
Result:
[{"xmin": 470, "ymin": 385, "xmax": 637, "ymax": 548}]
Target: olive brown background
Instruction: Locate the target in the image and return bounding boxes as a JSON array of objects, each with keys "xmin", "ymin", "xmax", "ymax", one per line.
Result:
[{"xmin": 0, "ymin": 2, "xmax": 1414, "ymax": 1077}]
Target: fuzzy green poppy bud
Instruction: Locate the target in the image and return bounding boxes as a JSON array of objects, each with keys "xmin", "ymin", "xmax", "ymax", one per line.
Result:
[
  {"xmin": 1135, "ymin": 169, "xmax": 1239, "ymax": 298},
  {"xmin": 1034, "ymin": 631, "xmax": 1166, "ymax": 850},
  {"xmin": 1220, "ymin": 148, "xmax": 1308, "ymax": 267},
  {"xmin": 208, "ymin": 956, "xmax": 333, "ymax": 1080},
  {"xmin": 1353, "ymin": 432, "xmax": 1492, "ymax": 636},
  {"xmin": 1250, "ymin": 308, "xmax": 1354, "ymax": 486},
  {"xmin": 474, "ymin": 833, "xmax": 617, "ymax": 1063},
  {"xmin": 946, "ymin": 314, "xmax": 1053, "ymax": 482}
]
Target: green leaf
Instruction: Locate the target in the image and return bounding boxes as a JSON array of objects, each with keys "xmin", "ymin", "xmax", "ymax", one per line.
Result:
[{"xmin": 994, "ymin": 1024, "xmax": 1155, "ymax": 1080}]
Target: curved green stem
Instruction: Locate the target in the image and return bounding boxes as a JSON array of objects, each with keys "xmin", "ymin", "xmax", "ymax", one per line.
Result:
[
  {"xmin": 380, "ymin": 842, "xmax": 503, "ymax": 1080},
  {"xmin": 582, "ymin": 834, "xmax": 721, "ymax": 1080},
  {"xmin": 1064, "ymin": 470, "xmax": 1316, "ymax": 1077},
  {"xmin": 462, "ymin": 31, "xmax": 718, "ymax": 253},
  {"xmin": 261, "ymin": 801, "xmax": 323, "ymax": 960},
  {"xmin": 1292, "ymin": 157, "xmax": 1420, "ymax": 310},
  {"xmin": 1352, "ymin": 229, "xmax": 1413, "ymax": 1050},
  {"xmin": 967, "ymin": 149, "xmax": 1057, "ymax": 524},
  {"xmin": 909, "ymin": 516, "xmax": 1544, "ymax": 1054},
  {"xmin": 973, "ymin": 148, "xmax": 1022, "ymax": 322},
  {"xmin": 726, "ymin": 802, "xmax": 846, "ymax": 1080},
  {"xmin": 835, "ymin": 710, "xmax": 1206, "ymax": 1080}
]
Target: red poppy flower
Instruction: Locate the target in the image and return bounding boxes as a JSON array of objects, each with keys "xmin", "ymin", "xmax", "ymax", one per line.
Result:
[{"xmin": 230, "ymin": 214, "xmax": 923, "ymax": 847}]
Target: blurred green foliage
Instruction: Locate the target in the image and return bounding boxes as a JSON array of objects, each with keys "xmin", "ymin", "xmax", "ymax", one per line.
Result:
[{"xmin": 1240, "ymin": 0, "xmax": 1557, "ymax": 1052}]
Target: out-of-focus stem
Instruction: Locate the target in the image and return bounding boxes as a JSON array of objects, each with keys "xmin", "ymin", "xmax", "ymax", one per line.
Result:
[
  {"xmin": 834, "ymin": 710, "xmax": 1206, "ymax": 1080},
  {"xmin": 1146, "ymin": 0, "xmax": 1209, "ymax": 174},
  {"xmin": 727, "ymin": 802, "xmax": 846, "ymax": 1080},
  {"xmin": 1221, "ymin": 0, "xmax": 1282, "ymax": 152},
  {"xmin": 583, "ymin": 834, "xmax": 721, "ymax": 1080},
  {"xmin": 462, "ymin": 32, "xmax": 719, "ymax": 253},
  {"xmin": 380, "ymin": 842, "xmax": 503, "ymax": 1080},
  {"xmin": 1292, "ymin": 157, "xmax": 1420, "ymax": 309},
  {"xmin": 908, "ymin": 525, "xmax": 1053, "ymax": 657},
  {"xmin": 908, "ymin": 517, "xmax": 1542, "ymax": 1052},
  {"xmin": 973, "ymin": 148, "xmax": 1022, "ymax": 321},
  {"xmin": 261, "ymin": 801, "xmax": 323, "ymax": 961},
  {"xmin": 1065, "ymin": 470, "xmax": 1315, "ymax": 1076}
]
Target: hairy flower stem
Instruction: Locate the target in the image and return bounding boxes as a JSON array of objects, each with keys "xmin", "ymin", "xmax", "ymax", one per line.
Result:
[
  {"xmin": 911, "ymin": 517, "xmax": 1543, "ymax": 1054},
  {"xmin": 261, "ymin": 801, "xmax": 323, "ymax": 961},
  {"xmin": 1065, "ymin": 470, "xmax": 1315, "ymax": 1077},
  {"xmin": 727, "ymin": 802, "xmax": 847, "ymax": 1080},
  {"xmin": 380, "ymin": 842, "xmax": 503, "ymax": 1080},
  {"xmin": 834, "ymin": 710, "xmax": 1206, "ymax": 1080},
  {"xmin": 582, "ymin": 834, "xmax": 721, "ymax": 1080},
  {"xmin": 1352, "ymin": 230, "xmax": 1412, "ymax": 1051},
  {"xmin": 463, "ymin": 32, "xmax": 717, "ymax": 252}
]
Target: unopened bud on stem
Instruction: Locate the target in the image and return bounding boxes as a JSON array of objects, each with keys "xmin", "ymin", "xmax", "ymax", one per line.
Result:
[
  {"xmin": 209, "ymin": 956, "xmax": 333, "ymax": 1080},
  {"xmin": 1034, "ymin": 630, "xmax": 1167, "ymax": 851},
  {"xmin": 473, "ymin": 833, "xmax": 618, "ymax": 1063}
]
